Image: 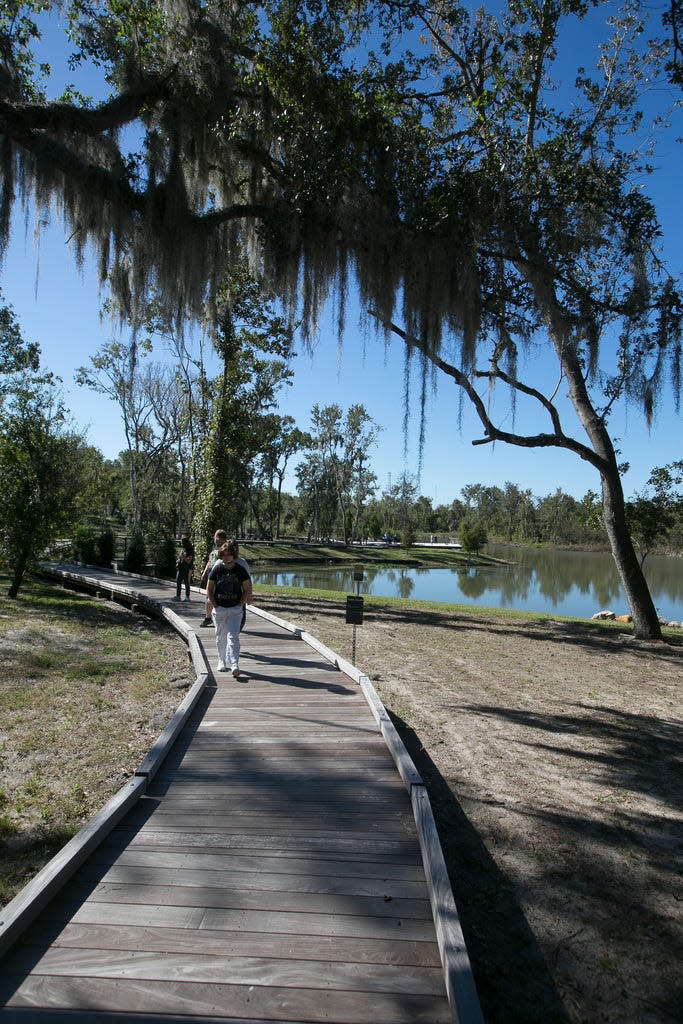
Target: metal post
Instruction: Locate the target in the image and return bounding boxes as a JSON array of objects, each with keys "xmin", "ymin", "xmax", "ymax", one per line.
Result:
[{"xmin": 350, "ymin": 566, "xmax": 364, "ymax": 666}]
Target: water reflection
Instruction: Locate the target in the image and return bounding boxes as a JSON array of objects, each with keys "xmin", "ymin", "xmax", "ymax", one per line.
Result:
[{"xmin": 251, "ymin": 546, "xmax": 683, "ymax": 621}]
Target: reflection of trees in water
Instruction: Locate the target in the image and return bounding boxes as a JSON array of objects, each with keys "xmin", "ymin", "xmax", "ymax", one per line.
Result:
[
  {"xmin": 397, "ymin": 571, "xmax": 414, "ymax": 599},
  {"xmin": 644, "ymin": 556, "xmax": 683, "ymax": 605},
  {"xmin": 260, "ymin": 568, "xmax": 356, "ymax": 592},
  {"xmin": 380, "ymin": 566, "xmax": 415, "ymax": 598},
  {"xmin": 538, "ymin": 550, "xmax": 621, "ymax": 607},
  {"xmin": 457, "ymin": 568, "xmax": 489, "ymax": 600},
  {"xmin": 254, "ymin": 550, "xmax": 683, "ymax": 617},
  {"xmin": 495, "ymin": 565, "xmax": 531, "ymax": 606},
  {"xmin": 491, "ymin": 545, "xmax": 624, "ymax": 608}
]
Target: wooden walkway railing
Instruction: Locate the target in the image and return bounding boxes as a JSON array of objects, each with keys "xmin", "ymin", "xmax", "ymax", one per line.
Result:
[{"xmin": 0, "ymin": 564, "xmax": 483, "ymax": 1023}]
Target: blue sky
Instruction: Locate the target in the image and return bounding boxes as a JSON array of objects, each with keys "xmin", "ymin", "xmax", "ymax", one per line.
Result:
[{"xmin": 1, "ymin": 5, "xmax": 681, "ymax": 505}]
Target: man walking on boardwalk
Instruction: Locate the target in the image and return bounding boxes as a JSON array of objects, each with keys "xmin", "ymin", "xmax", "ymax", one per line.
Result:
[
  {"xmin": 206, "ymin": 540, "xmax": 252, "ymax": 677},
  {"xmin": 199, "ymin": 529, "xmax": 250, "ymax": 629}
]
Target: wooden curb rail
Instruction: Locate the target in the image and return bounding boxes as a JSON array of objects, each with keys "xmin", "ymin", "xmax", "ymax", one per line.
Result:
[{"xmin": 1, "ymin": 563, "xmax": 484, "ymax": 1024}]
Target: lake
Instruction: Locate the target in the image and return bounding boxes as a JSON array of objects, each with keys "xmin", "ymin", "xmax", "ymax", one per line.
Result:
[{"xmin": 250, "ymin": 544, "xmax": 683, "ymax": 622}]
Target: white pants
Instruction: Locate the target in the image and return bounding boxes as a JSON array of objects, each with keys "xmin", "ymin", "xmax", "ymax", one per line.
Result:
[{"xmin": 213, "ymin": 604, "xmax": 243, "ymax": 667}]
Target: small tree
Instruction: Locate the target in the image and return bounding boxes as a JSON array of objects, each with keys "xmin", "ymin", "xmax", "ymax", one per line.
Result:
[
  {"xmin": 627, "ymin": 462, "xmax": 683, "ymax": 566},
  {"xmin": 0, "ymin": 381, "xmax": 87, "ymax": 598},
  {"xmin": 401, "ymin": 523, "xmax": 415, "ymax": 549},
  {"xmin": 97, "ymin": 527, "xmax": 116, "ymax": 567},
  {"xmin": 73, "ymin": 525, "xmax": 99, "ymax": 565},
  {"xmin": 460, "ymin": 521, "xmax": 488, "ymax": 556},
  {"xmin": 122, "ymin": 529, "xmax": 147, "ymax": 574},
  {"xmin": 155, "ymin": 536, "xmax": 178, "ymax": 579}
]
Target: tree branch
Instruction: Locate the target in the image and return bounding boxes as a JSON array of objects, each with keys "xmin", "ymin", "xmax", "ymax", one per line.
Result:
[
  {"xmin": 2, "ymin": 75, "xmax": 173, "ymax": 136},
  {"xmin": 0, "ymin": 100, "xmax": 274, "ymax": 230},
  {"xmin": 369, "ymin": 309, "xmax": 607, "ymax": 472}
]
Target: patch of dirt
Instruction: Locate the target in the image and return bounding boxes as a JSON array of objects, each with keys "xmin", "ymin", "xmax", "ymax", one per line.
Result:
[{"xmin": 253, "ymin": 593, "xmax": 683, "ymax": 1024}]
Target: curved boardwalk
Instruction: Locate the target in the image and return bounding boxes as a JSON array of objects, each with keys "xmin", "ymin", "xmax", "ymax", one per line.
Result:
[{"xmin": 0, "ymin": 566, "xmax": 481, "ymax": 1023}]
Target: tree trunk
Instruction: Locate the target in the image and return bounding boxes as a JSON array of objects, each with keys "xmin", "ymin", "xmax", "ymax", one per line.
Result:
[
  {"xmin": 8, "ymin": 547, "xmax": 30, "ymax": 599},
  {"xmin": 276, "ymin": 474, "xmax": 284, "ymax": 539},
  {"xmin": 527, "ymin": 265, "xmax": 662, "ymax": 640},
  {"xmin": 599, "ymin": 463, "xmax": 662, "ymax": 639}
]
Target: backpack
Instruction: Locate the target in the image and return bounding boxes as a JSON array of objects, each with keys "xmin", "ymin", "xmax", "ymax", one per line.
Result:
[{"xmin": 214, "ymin": 566, "xmax": 242, "ymax": 607}]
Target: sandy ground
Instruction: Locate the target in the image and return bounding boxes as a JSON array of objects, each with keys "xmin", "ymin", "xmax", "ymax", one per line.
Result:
[{"xmin": 251, "ymin": 592, "xmax": 683, "ymax": 1024}]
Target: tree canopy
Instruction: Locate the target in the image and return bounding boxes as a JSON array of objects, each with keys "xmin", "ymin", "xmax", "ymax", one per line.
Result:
[{"xmin": 2, "ymin": 1, "xmax": 682, "ymax": 636}]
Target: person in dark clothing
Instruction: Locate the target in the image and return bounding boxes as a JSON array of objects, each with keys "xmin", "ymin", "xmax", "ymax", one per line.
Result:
[
  {"xmin": 206, "ymin": 540, "xmax": 252, "ymax": 677},
  {"xmin": 174, "ymin": 535, "xmax": 195, "ymax": 601}
]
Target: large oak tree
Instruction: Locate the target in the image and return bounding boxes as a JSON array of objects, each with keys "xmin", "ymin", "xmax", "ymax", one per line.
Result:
[{"xmin": 1, "ymin": 1, "xmax": 681, "ymax": 637}]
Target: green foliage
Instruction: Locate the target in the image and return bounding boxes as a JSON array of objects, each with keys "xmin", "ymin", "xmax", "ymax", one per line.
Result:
[
  {"xmin": 0, "ymin": 375, "xmax": 88, "ymax": 597},
  {"xmin": 192, "ymin": 264, "xmax": 296, "ymax": 546},
  {"xmin": 0, "ymin": 291, "xmax": 40, "ymax": 391},
  {"xmin": 626, "ymin": 461, "xmax": 683, "ymax": 565},
  {"xmin": 295, "ymin": 403, "xmax": 381, "ymax": 542},
  {"xmin": 249, "ymin": 416, "xmax": 309, "ymax": 539},
  {"xmin": 73, "ymin": 525, "xmax": 99, "ymax": 565},
  {"xmin": 97, "ymin": 527, "xmax": 116, "ymax": 566},
  {"xmin": 155, "ymin": 536, "xmax": 177, "ymax": 579},
  {"xmin": 122, "ymin": 529, "xmax": 147, "ymax": 573},
  {"xmin": 401, "ymin": 523, "xmax": 415, "ymax": 549},
  {"xmin": 73, "ymin": 525, "xmax": 116, "ymax": 566},
  {"xmin": 459, "ymin": 520, "xmax": 488, "ymax": 555},
  {"xmin": 366, "ymin": 510, "xmax": 382, "ymax": 540}
]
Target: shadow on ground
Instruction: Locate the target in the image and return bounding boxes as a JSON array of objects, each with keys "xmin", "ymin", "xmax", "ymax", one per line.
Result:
[{"xmin": 391, "ymin": 711, "xmax": 571, "ymax": 1024}]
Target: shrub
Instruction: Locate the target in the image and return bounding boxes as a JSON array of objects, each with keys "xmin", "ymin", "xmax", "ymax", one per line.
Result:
[
  {"xmin": 401, "ymin": 524, "xmax": 415, "ymax": 548},
  {"xmin": 122, "ymin": 529, "xmax": 147, "ymax": 573},
  {"xmin": 156, "ymin": 536, "xmax": 177, "ymax": 579},
  {"xmin": 96, "ymin": 527, "xmax": 116, "ymax": 567},
  {"xmin": 73, "ymin": 526, "xmax": 98, "ymax": 565}
]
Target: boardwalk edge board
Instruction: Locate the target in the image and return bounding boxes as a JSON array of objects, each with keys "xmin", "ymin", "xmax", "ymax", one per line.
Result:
[
  {"xmin": 13, "ymin": 563, "xmax": 484, "ymax": 1024},
  {"xmin": 0, "ymin": 776, "xmax": 147, "ymax": 958},
  {"xmin": 412, "ymin": 786, "xmax": 485, "ymax": 1024},
  {"xmin": 134, "ymin": 672, "xmax": 211, "ymax": 783}
]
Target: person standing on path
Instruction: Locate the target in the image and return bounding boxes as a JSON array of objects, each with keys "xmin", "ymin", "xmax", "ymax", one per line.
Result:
[
  {"xmin": 199, "ymin": 529, "xmax": 251, "ymax": 628},
  {"xmin": 174, "ymin": 535, "xmax": 195, "ymax": 601},
  {"xmin": 207, "ymin": 540, "xmax": 252, "ymax": 677}
]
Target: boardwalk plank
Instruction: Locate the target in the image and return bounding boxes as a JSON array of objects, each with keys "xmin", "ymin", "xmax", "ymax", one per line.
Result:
[
  {"xmin": 3, "ymin": 947, "xmax": 447, "ymax": 996},
  {"xmin": 73, "ymin": 864, "xmax": 430, "ymax": 899},
  {"xmin": 49, "ymin": 901, "xmax": 440, "ymax": 941},
  {"xmin": 66, "ymin": 881, "xmax": 434, "ymax": 920},
  {"xmin": 86, "ymin": 849, "xmax": 427, "ymax": 880},
  {"xmin": 3, "ymin": 975, "xmax": 452, "ymax": 1023},
  {"xmin": 40, "ymin": 923, "xmax": 445, "ymax": 967}
]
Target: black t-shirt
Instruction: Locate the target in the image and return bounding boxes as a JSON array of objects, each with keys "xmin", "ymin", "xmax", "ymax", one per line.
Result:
[{"xmin": 208, "ymin": 559, "xmax": 250, "ymax": 607}]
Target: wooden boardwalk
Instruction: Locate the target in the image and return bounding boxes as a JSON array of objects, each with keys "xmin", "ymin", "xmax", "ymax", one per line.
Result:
[{"xmin": 0, "ymin": 566, "xmax": 481, "ymax": 1023}]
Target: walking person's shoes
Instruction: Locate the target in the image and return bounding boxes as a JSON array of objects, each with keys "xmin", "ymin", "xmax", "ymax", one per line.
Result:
[
  {"xmin": 231, "ymin": 665, "xmax": 241, "ymax": 678},
  {"xmin": 217, "ymin": 661, "xmax": 228, "ymax": 672},
  {"xmin": 200, "ymin": 616, "xmax": 212, "ymax": 627}
]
